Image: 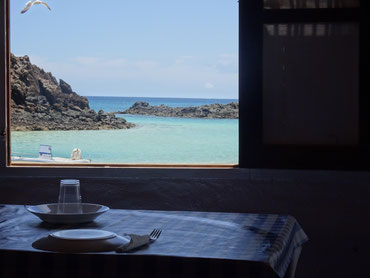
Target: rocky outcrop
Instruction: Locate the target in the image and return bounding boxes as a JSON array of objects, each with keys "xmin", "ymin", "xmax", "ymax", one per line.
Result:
[
  {"xmin": 122, "ymin": 101, "xmax": 239, "ymax": 119},
  {"xmin": 10, "ymin": 54, "xmax": 134, "ymax": 131}
]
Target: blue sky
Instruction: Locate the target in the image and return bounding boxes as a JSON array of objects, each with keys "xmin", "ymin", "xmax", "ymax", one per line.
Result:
[{"xmin": 11, "ymin": 0, "xmax": 238, "ymax": 99}]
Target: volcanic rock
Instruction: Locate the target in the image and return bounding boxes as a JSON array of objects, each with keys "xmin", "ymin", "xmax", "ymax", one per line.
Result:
[
  {"xmin": 10, "ymin": 54, "xmax": 134, "ymax": 131},
  {"xmin": 123, "ymin": 101, "xmax": 238, "ymax": 119}
]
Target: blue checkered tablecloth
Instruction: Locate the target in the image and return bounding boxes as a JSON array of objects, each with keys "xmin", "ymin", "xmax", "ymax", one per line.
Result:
[{"xmin": 0, "ymin": 205, "xmax": 308, "ymax": 278}]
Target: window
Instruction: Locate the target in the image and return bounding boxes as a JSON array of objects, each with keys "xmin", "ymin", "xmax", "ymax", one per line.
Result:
[
  {"xmin": 263, "ymin": 22, "xmax": 359, "ymax": 146},
  {"xmin": 1, "ymin": 0, "xmax": 367, "ymax": 174},
  {"xmin": 7, "ymin": 0, "xmax": 239, "ymax": 166},
  {"xmin": 239, "ymin": 0, "xmax": 365, "ymax": 169}
]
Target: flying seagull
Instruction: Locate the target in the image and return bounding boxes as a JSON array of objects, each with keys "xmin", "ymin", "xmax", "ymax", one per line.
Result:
[{"xmin": 21, "ymin": 1, "xmax": 51, "ymax": 14}]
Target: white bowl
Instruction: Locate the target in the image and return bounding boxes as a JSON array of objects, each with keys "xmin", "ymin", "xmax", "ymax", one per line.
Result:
[{"xmin": 26, "ymin": 203, "xmax": 110, "ymax": 224}]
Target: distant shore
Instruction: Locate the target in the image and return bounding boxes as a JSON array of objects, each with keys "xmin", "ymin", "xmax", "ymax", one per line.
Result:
[{"xmin": 120, "ymin": 101, "xmax": 239, "ymax": 119}]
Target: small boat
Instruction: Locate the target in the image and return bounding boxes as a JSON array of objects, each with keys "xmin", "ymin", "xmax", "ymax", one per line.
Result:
[{"xmin": 12, "ymin": 144, "xmax": 91, "ymax": 163}]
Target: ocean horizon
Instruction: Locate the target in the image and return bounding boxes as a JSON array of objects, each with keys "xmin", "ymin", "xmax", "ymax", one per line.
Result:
[
  {"xmin": 11, "ymin": 96, "xmax": 239, "ymax": 164},
  {"xmin": 87, "ymin": 96, "xmax": 238, "ymax": 112}
]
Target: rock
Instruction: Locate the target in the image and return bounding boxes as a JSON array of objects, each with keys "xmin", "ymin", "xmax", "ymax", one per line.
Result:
[
  {"xmin": 11, "ymin": 85, "xmax": 26, "ymax": 105},
  {"xmin": 10, "ymin": 53, "xmax": 135, "ymax": 131},
  {"xmin": 123, "ymin": 101, "xmax": 239, "ymax": 119},
  {"xmin": 52, "ymin": 103, "xmax": 63, "ymax": 111},
  {"xmin": 132, "ymin": 101, "xmax": 150, "ymax": 108},
  {"xmin": 59, "ymin": 79, "xmax": 73, "ymax": 94}
]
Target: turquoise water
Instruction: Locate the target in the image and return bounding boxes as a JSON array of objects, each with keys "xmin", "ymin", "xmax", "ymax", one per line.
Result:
[{"xmin": 11, "ymin": 97, "xmax": 238, "ymax": 164}]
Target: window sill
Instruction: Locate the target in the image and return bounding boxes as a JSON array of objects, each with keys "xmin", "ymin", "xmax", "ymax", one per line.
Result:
[{"xmin": 1, "ymin": 163, "xmax": 244, "ymax": 180}]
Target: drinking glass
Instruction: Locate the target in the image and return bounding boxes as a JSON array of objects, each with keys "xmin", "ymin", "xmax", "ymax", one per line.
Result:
[{"xmin": 57, "ymin": 179, "xmax": 82, "ymax": 214}]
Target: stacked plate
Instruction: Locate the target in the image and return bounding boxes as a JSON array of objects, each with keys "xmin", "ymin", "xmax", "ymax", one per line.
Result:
[{"xmin": 26, "ymin": 204, "xmax": 133, "ymax": 252}]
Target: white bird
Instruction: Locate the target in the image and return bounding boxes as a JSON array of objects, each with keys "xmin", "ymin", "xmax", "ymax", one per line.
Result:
[{"xmin": 21, "ymin": 1, "xmax": 51, "ymax": 14}]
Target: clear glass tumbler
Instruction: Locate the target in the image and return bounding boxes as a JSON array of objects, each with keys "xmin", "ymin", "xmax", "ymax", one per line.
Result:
[{"xmin": 57, "ymin": 179, "xmax": 82, "ymax": 214}]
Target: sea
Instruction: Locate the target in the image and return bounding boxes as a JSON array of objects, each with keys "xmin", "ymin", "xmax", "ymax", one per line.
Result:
[{"xmin": 11, "ymin": 96, "xmax": 239, "ymax": 164}]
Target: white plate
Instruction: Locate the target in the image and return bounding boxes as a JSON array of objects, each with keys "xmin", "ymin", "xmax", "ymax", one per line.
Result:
[
  {"xmin": 26, "ymin": 203, "xmax": 110, "ymax": 224},
  {"xmin": 50, "ymin": 229, "xmax": 116, "ymax": 241},
  {"xmin": 33, "ymin": 230, "xmax": 131, "ymax": 252}
]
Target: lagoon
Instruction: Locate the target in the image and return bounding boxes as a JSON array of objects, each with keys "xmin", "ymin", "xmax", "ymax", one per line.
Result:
[{"xmin": 11, "ymin": 97, "xmax": 238, "ymax": 164}]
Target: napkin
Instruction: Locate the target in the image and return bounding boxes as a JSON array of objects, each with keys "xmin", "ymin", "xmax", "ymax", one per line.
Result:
[{"xmin": 116, "ymin": 234, "xmax": 151, "ymax": 253}]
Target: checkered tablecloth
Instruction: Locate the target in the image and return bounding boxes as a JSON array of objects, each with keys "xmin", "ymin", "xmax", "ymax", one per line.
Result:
[{"xmin": 0, "ymin": 205, "xmax": 308, "ymax": 278}]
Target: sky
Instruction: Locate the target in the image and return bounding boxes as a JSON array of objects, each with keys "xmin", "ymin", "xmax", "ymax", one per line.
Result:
[{"xmin": 10, "ymin": 0, "xmax": 238, "ymax": 99}]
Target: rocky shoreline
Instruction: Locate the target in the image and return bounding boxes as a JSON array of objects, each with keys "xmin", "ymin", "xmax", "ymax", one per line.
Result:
[
  {"xmin": 122, "ymin": 101, "xmax": 239, "ymax": 119},
  {"xmin": 10, "ymin": 54, "xmax": 134, "ymax": 131}
]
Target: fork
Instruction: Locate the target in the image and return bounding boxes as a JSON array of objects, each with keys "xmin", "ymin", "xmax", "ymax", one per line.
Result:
[
  {"xmin": 116, "ymin": 229, "xmax": 162, "ymax": 253},
  {"xmin": 149, "ymin": 228, "xmax": 162, "ymax": 242}
]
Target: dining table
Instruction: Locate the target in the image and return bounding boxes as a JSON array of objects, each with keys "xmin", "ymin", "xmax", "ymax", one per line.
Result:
[{"xmin": 0, "ymin": 204, "xmax": 308, "ymax": 278}]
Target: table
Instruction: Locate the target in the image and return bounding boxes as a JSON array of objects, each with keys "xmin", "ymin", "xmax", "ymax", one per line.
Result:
[{"xmin": 0, "ymin": 205, "xmax": 308, "ymax": 278}]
